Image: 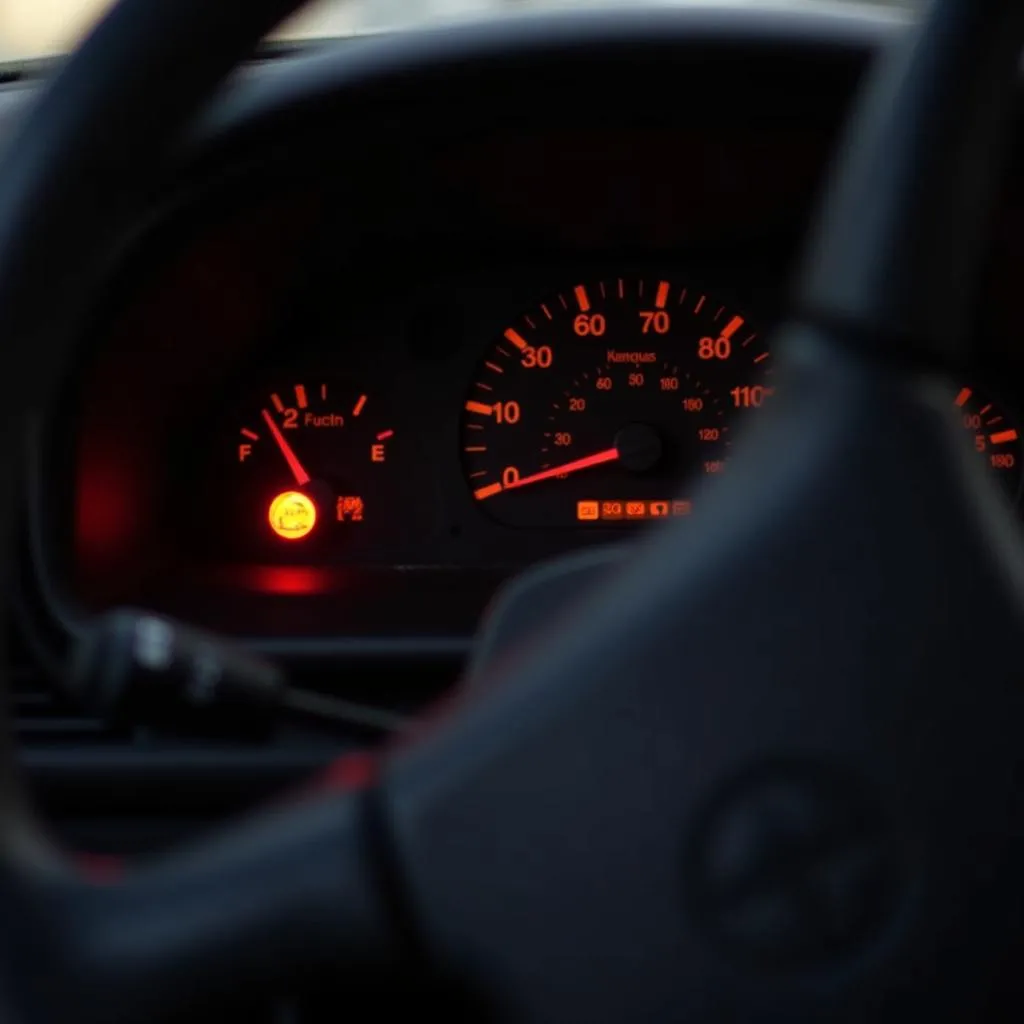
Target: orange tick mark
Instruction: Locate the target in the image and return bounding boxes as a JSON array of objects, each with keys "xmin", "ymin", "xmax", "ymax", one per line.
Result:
[
  {"xmin": 655, "ymin": 281, "xmax": 670, "ymax": 309},
  {"xmin": 352, "ymin": 395, "xmax": 367, "ymax": 416},
  {"xmin": 954, "ymin": 387, "xmax": 972, "ymax": 407},
  {"xmin": 474, "ymin": 483, "xmax": 503, "ymax": 500},
  {"xmin": 721, "ymin": 316, "xmax": 745, "ymax": 340},
  {"xmin": 574, "ymin": 285, "xmax": 590, "ymax": 312},
  {"xmin": 465, "ymin": 401, "xmax": 493, "ymax": 416},
  {"xmin": 990, "ymin": 429, "xmax": 1019, "ymax": 444},
  {"xmin": 504, "ymin": 329, "xmax": 528, "ymax": 351}
]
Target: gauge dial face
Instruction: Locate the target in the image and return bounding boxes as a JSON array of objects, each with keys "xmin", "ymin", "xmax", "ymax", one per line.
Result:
[
  {"xmin": 461, "ymin": 278, "xmax": 772, "ymax": 527},
  {"xmin": 955, "ymin": 385, "xmax": 1022, "ymax": 502},
  {"xmin": 203, "ymin": 379, "xmax": 397, "ymax": 556}
]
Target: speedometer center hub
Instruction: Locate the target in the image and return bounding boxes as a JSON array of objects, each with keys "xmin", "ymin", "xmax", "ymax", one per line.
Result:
[{"xmin": 613, "ymin": 422, "xmax": 663, "ymax": 474}]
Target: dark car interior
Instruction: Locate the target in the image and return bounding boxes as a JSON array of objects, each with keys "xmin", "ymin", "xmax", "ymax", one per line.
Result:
[{"xmin": 3, "ymin": 0, "xmax": 1024, "ymax": 1020}]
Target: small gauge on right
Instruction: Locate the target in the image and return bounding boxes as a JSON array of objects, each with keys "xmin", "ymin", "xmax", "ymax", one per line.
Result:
[{"xmin": 955, "ymin": 385, "xmax": 1022, "ymax": 503}]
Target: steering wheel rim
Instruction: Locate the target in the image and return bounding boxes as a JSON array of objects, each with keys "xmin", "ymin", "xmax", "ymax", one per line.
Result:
[{"xmin": 3, "ymin": 1, "xmax": 1024, "ymax": 1021}]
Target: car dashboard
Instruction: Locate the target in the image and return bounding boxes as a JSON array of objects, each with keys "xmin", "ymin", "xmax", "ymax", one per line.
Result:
[{"xmin": 8, "ymin": 2, "xmax": 1024, "ymax": 849}]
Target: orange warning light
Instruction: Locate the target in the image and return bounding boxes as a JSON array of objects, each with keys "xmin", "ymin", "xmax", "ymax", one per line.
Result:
[
  {"xmin": 268, "ymin": 491, "xmax": 316, "ymax": 540},
  {"xmin": 649, "ymin": 501, "xmax": 670, "ymax": 518},
  {"xmin": 336, "ymin": 496, "xmax": 365, "ymax": 522},
  {"xmin": 577, "ymin": 500, "xmax": 600, "ymax": 521}
]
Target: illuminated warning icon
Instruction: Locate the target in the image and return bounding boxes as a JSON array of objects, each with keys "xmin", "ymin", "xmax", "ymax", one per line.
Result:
[
  {"xmin": 576, "ymin": 500, "xmax": 600, "ymax": 521},
  {"xmin": 649, "ymin": 501, "xmax": 670, "ymax": 518},
  {"xmin": 268, "ymin": 491, "xmax": 316, "ymax": 540},
  {"xmin": 601, "ymin": 501, "xmax": 624, "ymax": 520},
  {"xmin": 336, "ymin": 496, "xmax": 365, "ymax": 522},
  {"xmin": 626, "ymin": 501, "xmax": 647, "ymax": 518}
]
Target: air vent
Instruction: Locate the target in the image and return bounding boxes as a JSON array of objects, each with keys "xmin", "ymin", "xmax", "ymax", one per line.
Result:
[{"xmin": 9, "ymin": 652, "xmax": 113, "ymax": 745}]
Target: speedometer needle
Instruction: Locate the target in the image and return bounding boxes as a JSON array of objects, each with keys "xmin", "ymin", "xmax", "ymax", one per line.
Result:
[
  {"xmin": 502, "ymin": 447, "xmax": 620, "ymax": 493},
  {"xmin": 261, "ymin": 408, "xmax": 311, "ymax": 486}
]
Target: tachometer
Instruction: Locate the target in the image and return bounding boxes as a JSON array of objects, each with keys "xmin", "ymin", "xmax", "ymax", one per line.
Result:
[
  {"xmin": 954, "ymin": 384, "xmax": 1022, "ymax": 502},
  {"xmin": 461, "ymin": 277, "xmax": 772, "ymax": 527}
]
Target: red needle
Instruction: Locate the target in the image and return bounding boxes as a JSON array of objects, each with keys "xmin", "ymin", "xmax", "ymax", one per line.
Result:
[
  {"xmin": 261, "ymin": 408, "xmax": 311, "ymax": 486},
  {"xmin": 502, "ymin": 447, "xmax": 620, "ymax": 493}
]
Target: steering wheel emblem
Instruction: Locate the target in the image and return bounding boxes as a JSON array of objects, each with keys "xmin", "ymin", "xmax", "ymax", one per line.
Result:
[{"xmin": 685, "ymin": 763, "xmax": 908, "ymax": 970}]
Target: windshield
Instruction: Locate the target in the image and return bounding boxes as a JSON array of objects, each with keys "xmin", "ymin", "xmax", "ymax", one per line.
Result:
[{"xmin": 1, "ymin": 0, "xmax": 913, "ymax": 64}]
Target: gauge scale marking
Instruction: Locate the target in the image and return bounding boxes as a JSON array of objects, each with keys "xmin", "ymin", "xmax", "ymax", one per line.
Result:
[
  {"xmin": 460, "ymin": 277, "xmax": 773, "ymax": 527},
  {"xmin": 954, "ymin": 385, "xmax": 1022, "ymax": 502}
]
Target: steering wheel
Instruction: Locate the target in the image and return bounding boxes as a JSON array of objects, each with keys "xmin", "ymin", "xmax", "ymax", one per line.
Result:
[{"xmin": 2, "ymin": 1, "xmax": 1024, "ymax": 1021}]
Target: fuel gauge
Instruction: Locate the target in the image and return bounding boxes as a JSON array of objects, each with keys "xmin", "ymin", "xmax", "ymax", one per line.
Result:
[{"xmin": 224, "ymin": 380, "xmax": 396, "ymax": 550}]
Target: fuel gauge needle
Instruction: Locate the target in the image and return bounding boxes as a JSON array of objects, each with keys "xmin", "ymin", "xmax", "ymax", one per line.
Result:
[{"xmin": 261, "ymin": 408, "xmax": 311, "ymax": 486}]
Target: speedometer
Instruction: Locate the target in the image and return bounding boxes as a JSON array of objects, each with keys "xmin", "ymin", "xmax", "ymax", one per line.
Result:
[{"xmin": 460, "ymin": 277, "xmax": 772, "ymax": 527}]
